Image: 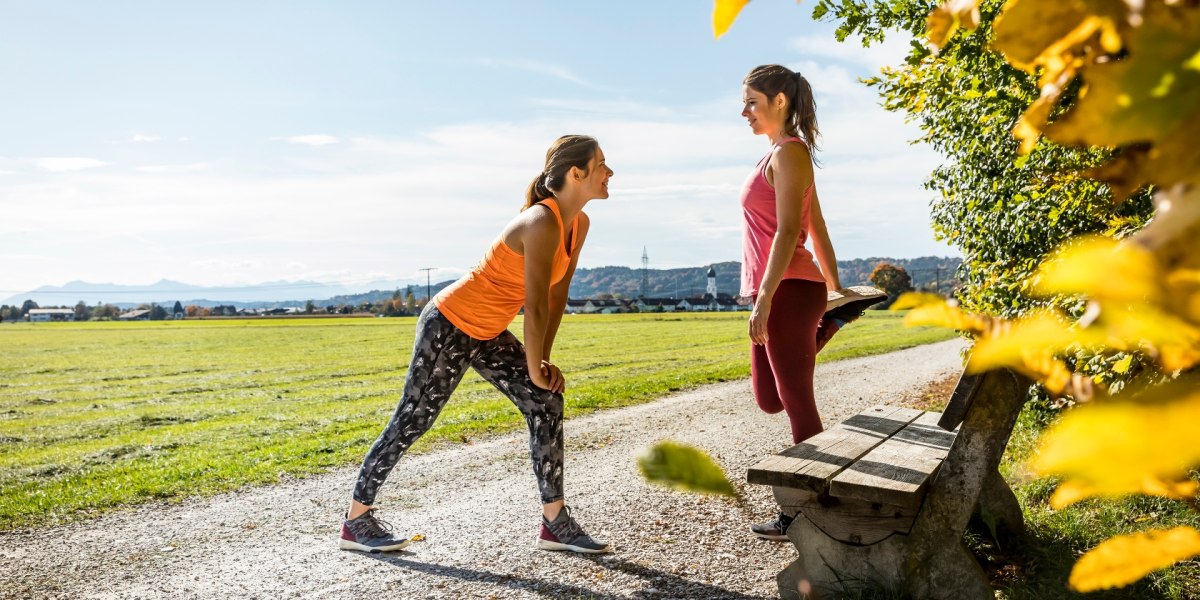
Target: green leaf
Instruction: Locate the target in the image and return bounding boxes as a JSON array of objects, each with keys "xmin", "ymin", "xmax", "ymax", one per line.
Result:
[{"xmin": 638, "ymin": 441, "xmax": 738, "ymax": 497}]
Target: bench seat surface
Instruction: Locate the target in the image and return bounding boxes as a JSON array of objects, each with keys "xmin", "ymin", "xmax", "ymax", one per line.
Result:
[{"xmin": 748, "ymin": 405, "xmax": 956, "ymax": 509}]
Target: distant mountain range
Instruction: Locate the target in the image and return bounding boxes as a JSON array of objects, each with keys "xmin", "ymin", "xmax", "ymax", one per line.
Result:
[
  {"xmin": 567, "ymin": 257, "xmax": 961, "ymax": 299},
  {"xmin": 6, "ymin": 257, "xmax": 961, "ymax": 309},
  {"xmin": 3, "ymin": 277, "xmax": 421, "ymax": 308}
]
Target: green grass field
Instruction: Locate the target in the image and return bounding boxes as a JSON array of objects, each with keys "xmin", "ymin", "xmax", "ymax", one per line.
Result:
[{"xmin": 0, "ymin": 311, "xmax": 953, "ymax": 530}]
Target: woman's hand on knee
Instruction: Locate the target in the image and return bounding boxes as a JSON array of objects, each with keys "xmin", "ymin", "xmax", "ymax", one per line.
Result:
[{"xmin": 541, "ymin": 360, "xmax": 565, "ymax": 394}]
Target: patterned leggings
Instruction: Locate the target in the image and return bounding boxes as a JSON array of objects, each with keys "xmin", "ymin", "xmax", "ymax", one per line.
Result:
[{"xmin": 353, "ymin": 303, "xmax": 565, "ymax": 506}]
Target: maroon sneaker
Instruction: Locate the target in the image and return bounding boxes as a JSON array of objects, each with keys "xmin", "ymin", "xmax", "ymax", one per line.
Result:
[{"xmin": 536, "ymin": 506, "xmax": 611, "ymax": 554}]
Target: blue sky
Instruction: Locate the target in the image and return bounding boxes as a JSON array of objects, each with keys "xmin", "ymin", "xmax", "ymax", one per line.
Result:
[{"xmin": 0, "ymin": 1, "xmax": 951, "ymax": 295}]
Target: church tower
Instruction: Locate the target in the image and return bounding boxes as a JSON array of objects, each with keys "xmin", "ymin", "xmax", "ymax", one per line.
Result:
[{"xmin": 706, "ymin": 265, "xmax": 718, "ymax": 298}]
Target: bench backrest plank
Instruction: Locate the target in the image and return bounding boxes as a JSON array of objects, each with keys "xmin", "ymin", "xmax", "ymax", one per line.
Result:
[
  {"xmin": 937, "ymin": 371, "xmax": 982, "ymax": 431},
  {"xmin": 827, "ymin": 411, "xmax": 957, "ymax": 509},
  {"xmin": 747, "ymin": 405, "xmax": 923, "ymax": 491}
]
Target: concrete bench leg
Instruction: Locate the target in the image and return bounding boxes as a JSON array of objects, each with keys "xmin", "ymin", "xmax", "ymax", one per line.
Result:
[
  {"xmin": 777, "ymin": 511, "xmax": 993, "ymax": 600},
  {"xmin": 975, "ymin": 468, "xmax": 1024, "ymax": 544}
]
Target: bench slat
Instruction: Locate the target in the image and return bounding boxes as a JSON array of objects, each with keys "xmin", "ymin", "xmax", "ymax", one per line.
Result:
[
  {"xmin": 937, "ymin": 371, "xmax": 983, "ymax": 431},
  {"xmin": 747, "ymin": 405, "xmax": 923, "ymax": 491},
  {"xmin": 827, "ymin": 411, "xmax": 957, "ymax": 509}
]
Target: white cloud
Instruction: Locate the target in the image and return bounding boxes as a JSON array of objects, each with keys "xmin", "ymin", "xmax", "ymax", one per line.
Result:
[
  {"xmin": 459, "ymin": 58, "xmax": 610, "ymax": 91},
  {"xmin": 131, "ymin": 134, "xmax": 162, "ymax": 143},
  {"xmin": 277, "ymin": 134, "xmax": 340, "ymax": 146},
  {"xmin": 789, "ymin": 33, "xmax": 915, "ymax": 70},
  {"xmin": 134, "ymin": 162, "xmax": 212, "ymax": 173},
  {"xmin": 1, "ymin": 52, "xmax": 951, "ymax": 291},
  {"xmin": 31, "ymin": 157, "xmax": 108, "ymax": 172}
]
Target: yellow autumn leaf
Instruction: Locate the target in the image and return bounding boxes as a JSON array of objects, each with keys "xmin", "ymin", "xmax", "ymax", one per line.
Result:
[
  {"xmin": 1069, "ymin": 527, "xmax": 1200, "ymax": 592},
  {"xmin": 992, "ymin": 0, "xmax": 1096, "ymax": 70},
  {"xmin": 1168, "ymin": 270, "xmax": 1200, "ymax": 286},
  {"xmin": 1133, "ymin": 185, "xmax": 1200, "ymax": 274},
  {"xmin": 1044, "ymin": 2, "xmax": 1200, "ymax": 152},
  {"xmin": 966, "ymin": 311, "xmax": 1081, "ymax": 393},
  {"xmin": 712, "ymin": 0, "xmax": 750, "ymax": 40},
  {"xmin": 927, "ymin": 0, "xmax": 981, "ymax": 51},
  {"xmin": 1033, "ymin": 236, "xmax": 1161, "ymax": 304},
  {"xmin": 902, "ymin": 300, "xmax": 989, "ymax": 334},
  {"xmin": 1013, "ymin": 87, "xmax": 1062, "ymax": 154},
  {"xmin": 1101, "ymin": 307, "xmax": 1200, "ymax": 371},
  {"xmin": 889, "ymin": 291, "xmax": 945, "ymax": 310},
  {"xmin": 1050, "ymin": 476, "xmax": 1199, "ymax": 509},
  {"xmin": 969, "ymin": 310, "xmax": 1095, "ymax": 367},
  {"xmin": 1111, "ymin": 354, "xmax": 1134, "ymax": 374},
  {"xmin": 1033, "ymin": 381, "xmax": 1200, "ymax": 490}
]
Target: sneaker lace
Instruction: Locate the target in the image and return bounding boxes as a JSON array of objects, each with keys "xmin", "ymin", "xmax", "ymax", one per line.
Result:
[
  {"xmin": 557, "ymin": 507, "xmax": 584, "ymax": 540},
  {"xmin": 358, "ymin": 509, "xmax": 395, "ymax": 538}
]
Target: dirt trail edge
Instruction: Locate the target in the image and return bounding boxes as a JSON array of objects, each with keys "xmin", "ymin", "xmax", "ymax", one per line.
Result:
[{"xmin": 2, "ymin": 339, "xmax": 968, "ymax": 600}]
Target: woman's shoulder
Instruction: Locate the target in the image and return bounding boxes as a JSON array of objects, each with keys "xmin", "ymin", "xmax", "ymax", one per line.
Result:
[
  {"xmin": 771, "ymin": 138, "xmax": 812, "ymax": 159},
  {"xmin": 522, "ymin": 200, "xmax": 558, "ymax": 220},
  {"xmin": 770, "ymin": 139, "xmax": 813, "ymax": 171},
  {"xmin": 518, "ymin": 201, "xmax": 563, "ymax": 237}
]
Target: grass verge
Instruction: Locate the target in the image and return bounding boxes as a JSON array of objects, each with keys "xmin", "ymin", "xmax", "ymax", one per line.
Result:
[
  {"xmin": 901, "ymin": 376, "xmax": 1200, "ymax": 600},
  {"xmin": 0, "ymin": 311, "xmax": 953, "ymax": 530}
]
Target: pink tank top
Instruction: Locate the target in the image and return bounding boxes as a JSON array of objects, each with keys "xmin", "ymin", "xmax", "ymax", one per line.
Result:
[{"xmin": 739, "ymin": 137, "xmax": 826, "ymax": 297}]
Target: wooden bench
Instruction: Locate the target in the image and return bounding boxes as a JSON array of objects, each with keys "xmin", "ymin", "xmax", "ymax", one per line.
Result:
[{"xmin": 747, "ymin": 368, "xmax": 1029, "ymax": 600}]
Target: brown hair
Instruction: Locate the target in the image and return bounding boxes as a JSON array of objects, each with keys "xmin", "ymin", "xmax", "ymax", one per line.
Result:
[
  {"xmin": 744, "ymin": 64, "xmax": 820, "ymax": 156},
  {"xmin": 524, "ymin": 135, "xmax": 600, "ymax": 210}
]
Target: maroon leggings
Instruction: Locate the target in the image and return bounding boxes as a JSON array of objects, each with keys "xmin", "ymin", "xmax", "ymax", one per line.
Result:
[{"xmin": 751, "ymin": 279, "xmax": 828, "ymax": 444}]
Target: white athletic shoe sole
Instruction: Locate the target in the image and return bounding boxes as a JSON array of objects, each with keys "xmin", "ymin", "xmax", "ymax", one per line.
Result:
[
  {"xmin": 338, "ymin": 538, "xmax": 412, "ymax": 553},
  {"xmin": 752, "ymin": 531, "xmax": 789, "ymax": 542},
  {"xmin": 535, "ymin": 538, "xmax": 612, "ymax": 554}
]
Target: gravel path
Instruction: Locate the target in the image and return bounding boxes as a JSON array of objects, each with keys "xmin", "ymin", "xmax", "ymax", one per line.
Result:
[{"xmin": 2, "ymin": 339, "xmax": 967, "ymax": 600}]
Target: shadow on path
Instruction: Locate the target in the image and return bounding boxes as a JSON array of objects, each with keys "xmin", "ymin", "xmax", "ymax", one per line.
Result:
[{"xmin": 363, "ymin": 552, "xmax": 772, "ymax": 599}]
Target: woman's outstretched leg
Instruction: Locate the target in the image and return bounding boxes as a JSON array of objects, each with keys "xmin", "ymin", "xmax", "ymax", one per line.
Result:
[{"xmin": 340, "ymin": 304, "xmax": 474, "ymax": 552}]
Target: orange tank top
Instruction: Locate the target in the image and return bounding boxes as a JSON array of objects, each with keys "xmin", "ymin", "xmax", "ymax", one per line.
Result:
[{"xmin": 434, "ymin": 198, "xmax": 580, "ymax": 340}]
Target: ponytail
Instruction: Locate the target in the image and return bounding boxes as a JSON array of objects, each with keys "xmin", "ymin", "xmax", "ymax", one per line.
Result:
[
  {"xmin": 525, "ymin": 172, "xmax": 553, "ymax": 209},
  {"xmin": 792, "ymin": 72, "xmax": 819, "ymax": 156},
  {"xmin": 523, "ymin": 135, "xmax": 600, "ymax": 211},
  {"xmin": 744, "ymin": 64, "xmax": 821, "ymax": 161}
]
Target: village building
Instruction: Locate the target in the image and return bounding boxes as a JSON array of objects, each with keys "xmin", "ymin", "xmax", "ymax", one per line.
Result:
[{"xmin": 27, "ymin": 308, "xmax": 75, "ymax": 322}]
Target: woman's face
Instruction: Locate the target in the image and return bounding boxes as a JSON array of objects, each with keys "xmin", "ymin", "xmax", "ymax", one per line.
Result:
[
  {"xmin": 741, "ymin": 85, "xmax": 784, "ymax": 137},
  {"xmin": 579, "ymin": 147, "xmax": 613, "ymax": 200}
]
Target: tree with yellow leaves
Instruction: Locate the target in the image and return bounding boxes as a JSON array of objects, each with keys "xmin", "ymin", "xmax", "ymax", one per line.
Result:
[{"xmin": 709, "ymin": 0, "xmax": 1200, "ymax": 592}]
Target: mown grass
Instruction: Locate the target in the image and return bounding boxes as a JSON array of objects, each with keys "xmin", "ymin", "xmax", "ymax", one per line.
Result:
[
  {"xmin": 905, "ymin": 380, "xmax": 1199, "ymax": 599},
  {"xmin": 0, "ymin": 311, "xmax": 953, "ymax": 530},
  {"xmin": 991, "ymin": 406, "xmax": 1200, "ymax": 600}
]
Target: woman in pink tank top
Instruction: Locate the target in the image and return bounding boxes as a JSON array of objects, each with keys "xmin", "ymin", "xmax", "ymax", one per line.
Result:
[{"xmin": 739, "ymin": 64, "xmax": 843, "ymax": 541}]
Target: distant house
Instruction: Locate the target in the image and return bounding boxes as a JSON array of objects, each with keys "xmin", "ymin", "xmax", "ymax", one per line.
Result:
[
  {"xmin": 28, "ymin": 308, "xmax": 74, "ymax": 322},
  {"xmin": 565, "ymin": 299, "xmax": 589, "ymax": 314},
  {"xmin": 117, "ymin": 309, "xmax": 151, "ymax": 321},
  {"xmin": 636, "ymin": 297, "xmax": 680, "ymax": 312},
  {"xmin": 583, "ymin": 299, "xmax": 624, "ymax": 314},
  {"xmin": 715, "ymin": 297, "xmax": 746, "ymax": 312},
  {"xmin": 679, "ymin": 296, "xmax": 717, "ymax": 312}
]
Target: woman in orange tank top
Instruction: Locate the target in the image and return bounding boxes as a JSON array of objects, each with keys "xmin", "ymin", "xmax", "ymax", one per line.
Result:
[{"xmin": 340, "ymin": 135, "xmax": 615, "ymax": 555}]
